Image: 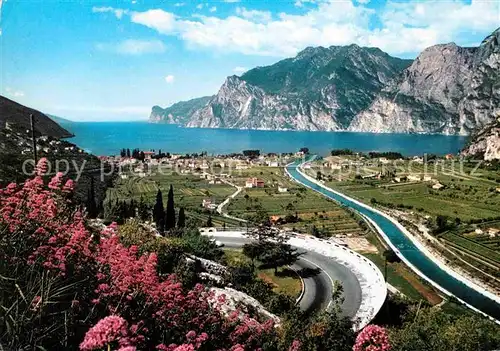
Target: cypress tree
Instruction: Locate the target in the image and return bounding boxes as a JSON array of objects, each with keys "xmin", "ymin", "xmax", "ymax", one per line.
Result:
[
  {"xmin": 177, "ymin": 207, "xmax": 186, "ymax": 228},
  {"xmin": 206, "ymin": 215, "xmax": 213, "ymax": 227},
  {"xmin": 153, "ymin": 189, "xmax": 165, "ymax": 232},
  {"xmin": 86, "ymin": 177, "xmax": 98, "ymax": 219},
  {"xmin": 165, "ymin": 185, "xmax": 176, "ymax": 230}
]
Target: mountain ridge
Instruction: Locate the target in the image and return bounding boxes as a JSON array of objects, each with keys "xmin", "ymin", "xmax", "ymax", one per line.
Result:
[
  {"xmin": 0, "ymin": 96, "xmax": 73, "ymax": 138},
  {"xmin": 150, "ymin": 28, "xmax": 499, "ymax": 136}
]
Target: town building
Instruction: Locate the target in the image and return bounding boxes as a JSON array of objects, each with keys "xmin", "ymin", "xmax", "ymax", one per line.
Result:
[
  {"xmin": 407, "ymin": 174, "xmax": 422, "ymax": 182},
  {"xmin": 245, "ymin": 177, "xmax": 265, "ymax": 188},
  {"xmin": 278, "ymin": 186, "xmax": 288, "ymax": 193}
]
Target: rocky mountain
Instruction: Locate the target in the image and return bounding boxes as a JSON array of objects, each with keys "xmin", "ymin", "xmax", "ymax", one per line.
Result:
[
  {"xmin": 0, "ymin": 96, "xmax": 73, "ymax": 138},
  {"xmin": 457, "ymin": 28, "xmax": 500, "ymax": 134},
  {"xmin": 462, "ymin": 118, "xmax": 500, "ymax": 160},
  {"xmin": 150, "ymin": 96, "xmax": 213, "ymax": 125},
  {"xmin": 350, "ymin": 28, "xmax": 500, "ymax": 135},
  {"xmin": 459, "ymin": 29, "xmax": 500, "ymax": 160},
  {"xmin": 150, "ymin": 28, "xmax": 500, "ymax": 135},
  {"xmin": 152, "ymin": 45, "xmax": 412, "ymax": 130}
]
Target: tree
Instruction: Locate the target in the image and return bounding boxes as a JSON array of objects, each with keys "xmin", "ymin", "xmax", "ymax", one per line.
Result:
[
  {"xmin": 206, "ymin": 215, "xmax": 213, "ymax": 227},
  {"xmin": 389, "ymin": 308, "xmax": 500, "ymax": 351},
  {"xmin": 299, "ymin": 147, "xmax": 309, "ymax": 154},
  {"xmin": 177, "ymin": 207, "xmax": 186, "ymax": 228},
  {"xmin": 316, "ymin": 171, "xmax": 322, "ymax": 181},
  {"xmin": 165, "ymin": 184, "xmax": 176, "ymax": 230},
  {"xmin": 259, "ymin": 241, "xmax": 302, "ymax": 274},
  {"xmin": 435, "ymin": 215, "xmax": 449, "ymax": 234},
  {"xmin": 86, "ymin": 176, "xmax": 98, "ymax": 219},
  {"xmin": 242, "ymin": 149, "xmax": 260, "ymax": 158},
  {"xmin": 138, "ymin": 196, "xmax": 150, "ymax": 221},
  {"xmin": 382, "ymin": 249, "xmax": 400, "ymax": 281},
  {"xmin": 242, "ymin": 241, "xmax": 263, "ymax": 269},
  {"xmin": 153, "ymin": 189, "xmax": 165, "ymax": 232},
  {"xmin": 183, "ymin": 230, "xmax": 224, "ymax": 262}
]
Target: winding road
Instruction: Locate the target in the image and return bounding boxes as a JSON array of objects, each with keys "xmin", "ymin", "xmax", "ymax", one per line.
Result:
[{"xmin": 213, "ymin": 235, "xmax": 362, "ymax": 317}]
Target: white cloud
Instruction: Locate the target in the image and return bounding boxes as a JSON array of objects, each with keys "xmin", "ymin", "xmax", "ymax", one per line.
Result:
[
  {"xmin": 294, "ymin": 0, "xmax": 317, "ymax": 8},
  {"xmin": 233, "ymin": 66, "xmax": 248, "ymax": 73},
  {"xmin": 235, "ymin": 7, "xmax": 272, "ymax": 22},
  {"xmin": 92, "ymin": 6, "xmax": 128, "ymax": 19},
  {"xmin": 165, "ymin": 75, "xmax": 175, "ymax": 83},
  {"xmin": 209, "ymin": 6, "xmax": 217, "ymax": 13},
  {"xmin": 5, "ymin": 87, "xmax": 25, "ymax": 97},
  {"xmin": 96, "ymin": 39, "xmax": 167, "ymax": 55},
  {"xmin": 131, "ymin": 9, "xmax": 176, "ymax": 33},
  {"xmin": 174, "ymin": 2, "xmax": 185, "ymax": 7},
  {"xmin": 102, "ymin": 0, "xmax": 500, "ymax": 57},
  {"xmin": 196, "ymin": 4, "xmax": 204, "ymax": 10}
]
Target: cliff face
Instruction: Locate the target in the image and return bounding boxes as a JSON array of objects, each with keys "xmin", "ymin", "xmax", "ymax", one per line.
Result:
[
  {"xmin": 458, "ymin": 29, "xmax": 500, "ymax": 134},
  {"xmin": 348, "ymin": 44, "xmax": 477, "ymax": 134},
  {"xmin": 186, "ymin": 75, "xmax": 343, "ymax": 131},
  {"xmin": 462, "ymin": 118, "xmax": 500, "ymax": 160},
  {"xmin": 150, "ymin": 96, "xmax": 213, "ymax": 125},
  {"xmin": 150, "ymin": 28, "xmax": 500, "ymax": 135},
  {"xmin": 152, "ymin": 45, "xmax": 411, "ymax": 131},
  {"xmin": 0, "ymin": 96, "xmax": 73, "ymax": 138}
]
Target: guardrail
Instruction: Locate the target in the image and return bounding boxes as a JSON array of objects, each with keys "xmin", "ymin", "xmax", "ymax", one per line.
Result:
[{"xmin": 204, "ymin": 229, "xmax": 386, "ymax": 331}]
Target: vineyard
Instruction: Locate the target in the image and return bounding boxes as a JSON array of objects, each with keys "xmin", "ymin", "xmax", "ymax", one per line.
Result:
[
  {"xmin": 226, "ymin": 167, "xmax": 364, "ymax": 237},
  {"xmin": 309, "ymin": 160, "xmax": 500, "ymax": 221}
]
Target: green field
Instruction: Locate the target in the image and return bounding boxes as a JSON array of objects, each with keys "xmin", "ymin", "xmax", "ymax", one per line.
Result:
[
  {"xmin": 107, "ymin": 172, "xmax": 235, "ymax": 208},
  {"xmin": 226, "ymin": 167, "xmax": 364, "ymax": 236},
  {"xmin": 310, "ymin": 160, "xmax": 500, "ymax": 222}
]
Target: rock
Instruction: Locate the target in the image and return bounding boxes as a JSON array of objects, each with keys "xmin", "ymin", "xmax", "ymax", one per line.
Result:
[{"xmin": 150, "ymin": 96, "xmax": 213, "ymax": 125}]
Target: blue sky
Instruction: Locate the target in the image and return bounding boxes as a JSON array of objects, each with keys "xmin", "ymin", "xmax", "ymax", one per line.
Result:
[{"xmin": 0, "ymin": 0, "xmax": 498, "ymax": 121}]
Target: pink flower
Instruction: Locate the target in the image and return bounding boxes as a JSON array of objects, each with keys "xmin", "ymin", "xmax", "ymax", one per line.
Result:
[
  {"xmin": 80, "ymin": 315, "xmax": 132, "ymax": 351},
  {"xmin": 62, "ymin": 179, "xmax": 75, "ymax": 193},
  {"xmin": 288, "ymin": 340, "xmax": 301, "ymax": 351},
  {"xmin": 173, "ymin": 345, "xmax": 195, "ymax": 351},
  {"xmin": 353, "ymin": 325, "xmax": 391, "ymax": 351},
  {"xmin": 48, "ymin": 172, "xmax": 63, "ymax": 190},
  {"xmin": 36, "ymin": 158, "xmax": 49, "ymax": 176}
]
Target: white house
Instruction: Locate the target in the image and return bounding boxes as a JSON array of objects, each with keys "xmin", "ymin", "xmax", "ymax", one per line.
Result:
[
  {"xmin": 487, "ymin": 228, "xmax": 499, "ymax": 238},
  {"xmin": 235, "ymin": 164, "xmax": 249, "ymax": 170},
  {"xmin": 278, "ymin": 186, "xmax": 288, "ymax": 193},
  {"xmin": 432, "ymin": 182, "xmax": 444, "ymax": 190},
  {"xmin": 423, "ymin": 175, "xmax": 433, "ymax": 182},
  {"xmin": 407, "ymin": 174, "xmax": 422, "ymax": 182}
]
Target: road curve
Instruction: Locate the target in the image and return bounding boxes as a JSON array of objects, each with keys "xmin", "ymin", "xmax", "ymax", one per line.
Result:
[{"xmin": 213, "ymin": 235, "xmax": 362, "ymax": 318}]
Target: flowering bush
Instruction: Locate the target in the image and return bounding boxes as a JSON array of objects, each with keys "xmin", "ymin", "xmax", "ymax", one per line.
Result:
[
  {"xmin": 353, "ymin": 325, "xmax": 391, "ymax": 351},
  {"xmin": 0, "ymin": 159, "xmax": 284, "ymax": 350}
]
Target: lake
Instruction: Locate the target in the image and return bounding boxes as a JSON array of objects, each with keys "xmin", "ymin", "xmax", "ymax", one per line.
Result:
[{"xmin": 60, "ymin": 121, "xmax": 468, "ymax": 157}]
